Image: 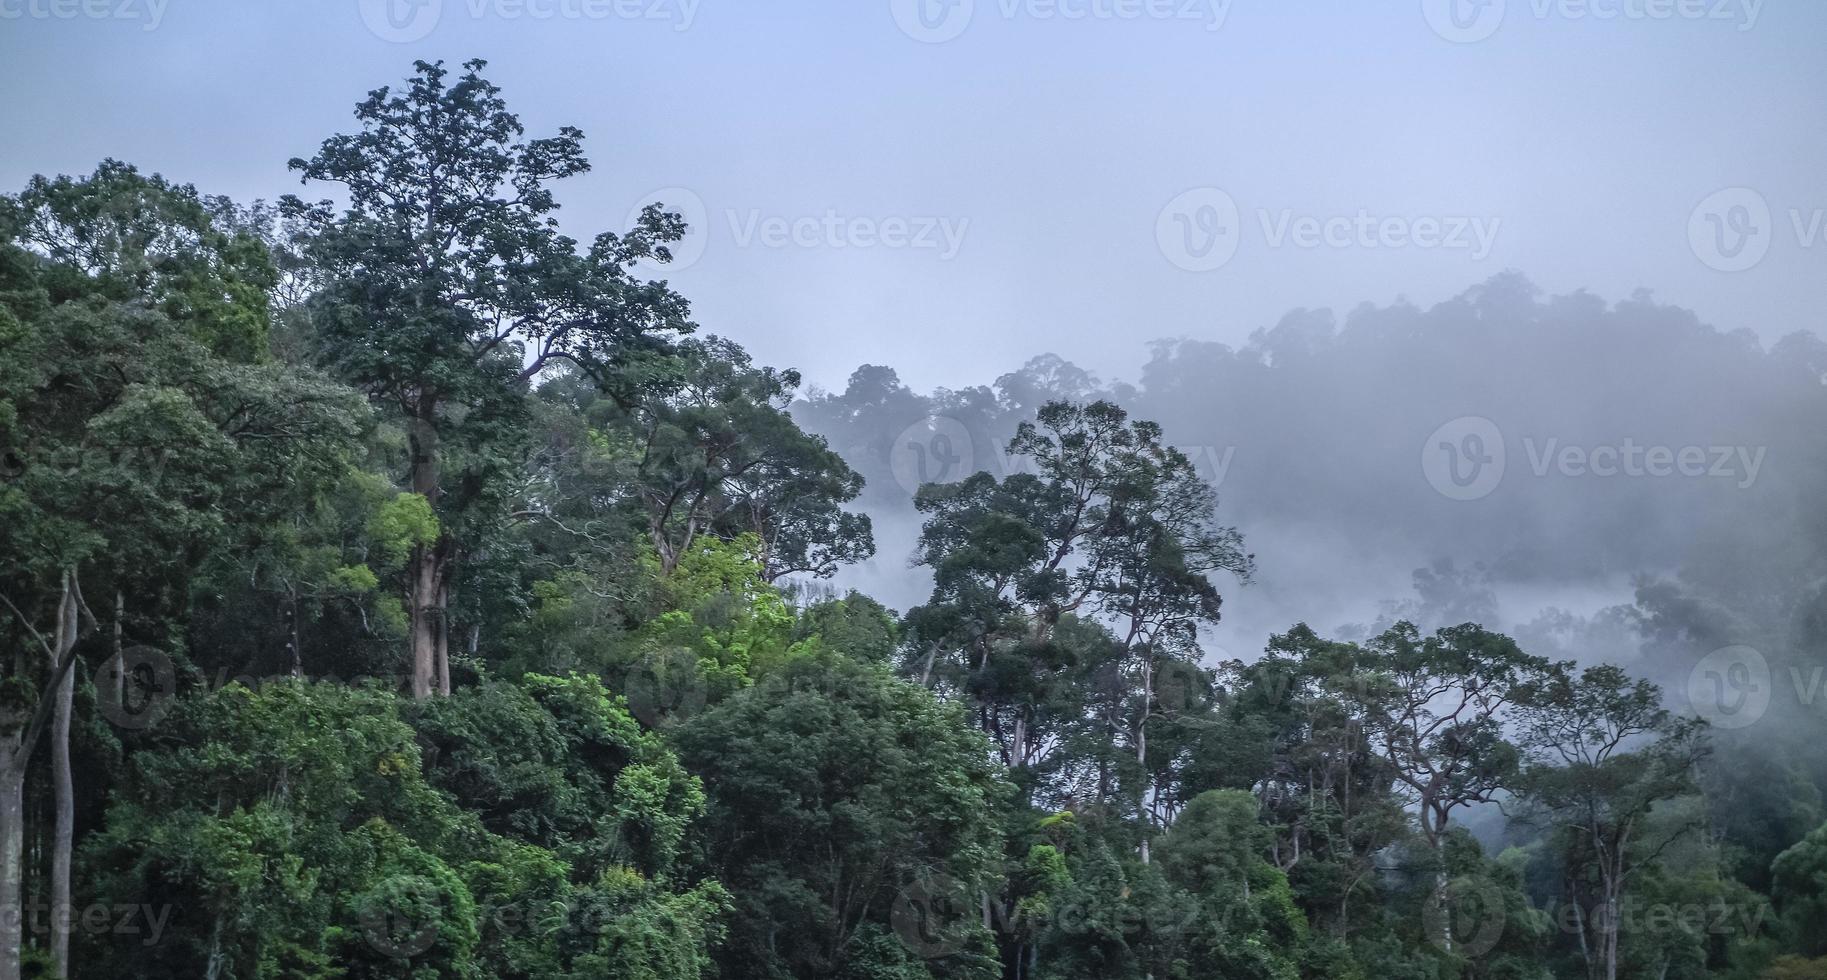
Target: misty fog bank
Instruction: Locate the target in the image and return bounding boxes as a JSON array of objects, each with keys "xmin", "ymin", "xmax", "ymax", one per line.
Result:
[{"xmin": 793, "ymin": 272, "xmax": 1827, "ymax": 697}]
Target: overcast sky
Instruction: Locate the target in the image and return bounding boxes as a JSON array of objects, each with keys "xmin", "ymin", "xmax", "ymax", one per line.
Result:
[{"xmin": 3, "ymin": 0, "xmax": 1823, "ymax": 393}]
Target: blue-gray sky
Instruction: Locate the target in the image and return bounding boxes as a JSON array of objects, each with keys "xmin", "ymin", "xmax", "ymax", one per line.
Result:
[{"xmin": 3, "ymin": 0, "xmax": 1822, "ymax": 394}]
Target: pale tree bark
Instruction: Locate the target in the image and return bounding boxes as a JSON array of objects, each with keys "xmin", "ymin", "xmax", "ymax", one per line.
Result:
[
  {"xmin": 406, "ymin": 410, "xmax": 444, "ymax": 699},
  {"xmin": 434, "ymin": 579, "xmax": 451, "ymax": 697},
  {"xmin": 49, "ymin": 580, "xmax": 75, "ymax": 979},
  {"xmin": 0, "ymin": 571, "xmax": 88, "ymax": 980},
  {"xmin": 408, "ymin": 548, "xmax": 440, "ymax": 699},
  {"xmin": 0, "ymin": 764, "xmax": 22, "ymax": 980},
  {"xmin": 1136, "ymin": 653, "xmax": 1152, "ymax": 866}
]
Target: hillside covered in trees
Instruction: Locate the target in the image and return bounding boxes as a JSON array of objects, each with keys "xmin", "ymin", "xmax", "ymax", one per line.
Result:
[{"xmin": 2, "ymin": 60, "xmax": 1825, "ymax": 980}]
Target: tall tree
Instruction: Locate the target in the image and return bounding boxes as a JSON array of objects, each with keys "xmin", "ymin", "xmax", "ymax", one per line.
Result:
[
  {"xmin": 1517, "ymin": 664, "xmax": 1710, "ymax": 980},
  {"xmin": 282, "ymin": 58, "xmax": 695, "ymax": 697},
  {"xmin": 905, "ymin": 400, "xmax": 1250, "ymax": 857},
  {"xmin": 1359, "ymin": 622, "xmax": 1547, "ymax": 852}
]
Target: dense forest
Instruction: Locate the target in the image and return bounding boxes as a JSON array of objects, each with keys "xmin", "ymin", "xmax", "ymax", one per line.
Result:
[{"xmin": 2, "ymin": 59, "xmax": 1824, "ymax": 980}]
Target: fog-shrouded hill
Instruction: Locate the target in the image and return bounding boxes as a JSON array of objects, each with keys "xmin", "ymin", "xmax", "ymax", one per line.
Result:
[
  {"xmin": 794, "ymin": 271, "xmax": 1827, "ymax": 889},
  {"xmin": 793, "ymin": 271, "xmax": 1827, "ymax": 705}
]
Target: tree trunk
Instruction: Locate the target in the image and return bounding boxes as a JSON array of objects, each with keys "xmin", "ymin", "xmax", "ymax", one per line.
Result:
[
  {"xmin": 1136, "ymin": 655, "xmax": 1151, "ymax": 865},
  {"xmin": 1602, "ymin": 888, "xmax": 1621, "ymax": 980},
  {"xmin": 434, "ymin": 580, "xmax": 451, "ymax": 696},
  {"xmin": 49, "ymin": 589, "xmax": 75, "ymax": 979},
  {"xmin": 0, "ymin": 760, "xmax": 23, "ymax": 980},
  {"xmin": 110, "ymin": 591, "xmax": 123, "ymax": 706},
  {"xmin": 407, "ymin": 407, "xmax": 443, "ymax": 699},
  {"xmin": 285, "ymin": 588, "xmax": 302, "ymax": 679},
  {"xmin": 408, "ymin": 545, "xmax": 438, "ymax": 699},
  {"xmin": 0, "ymin": 572, "xmax": 87, "ymax": 980}
]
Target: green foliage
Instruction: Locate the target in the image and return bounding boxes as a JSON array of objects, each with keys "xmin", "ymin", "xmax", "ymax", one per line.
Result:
[
  {"xmin": 13, "ymin": 79, "xmax": 1827, "ymax": 980},
  {"xmin": 78, "ymin": 681, "xmax": 480, "ymax": 978},
  {"xmin": 794, "ymin": 592, "xmax": 901, "ymax": 663},
  {"xmin": 81, "ymin": 679, "xmax": 727, "ymax": 979},
  {"xmin": 674, "ymin": 652, "xmax": 1007, "ymax": 979},
  {"xmin": 1773, "ymin": 822, "xmax": 1827, "ymax": 957},
  {"xmin": 370, "ymin": 493, "xmax": 442, "ymax": 566}
]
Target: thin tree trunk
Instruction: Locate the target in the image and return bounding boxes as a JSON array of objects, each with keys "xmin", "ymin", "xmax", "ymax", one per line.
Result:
[
  {"xmin": 286, "ymin": 589, "xmax": 302, "ymax": 679},
  {"xmin": 49, "ymin": 577, "xmax": 76, "ymax": 980},
  {"xmin": 434, "ymin": 580, "xmax": 451, "ymax": 696},
  {"xmin": 0, "ymin": 572, "xmax": 87, "ymax": 980},
  {"xmin": 1137, "ymin": 655, "xmax": 1151, "ymax": 865},
  {"xmin": 0, "ymin": 760, "xmax": 22, "ymax": 980},
  {"xmin": 110, "ymin": 591, "xmax": 123, "ymax": 705}
]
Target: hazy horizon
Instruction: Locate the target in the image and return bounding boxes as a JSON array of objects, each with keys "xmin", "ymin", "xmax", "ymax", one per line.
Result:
[{"xmin": 4, "ymin": 1, "xmax": 1824, "ymax": 395}]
